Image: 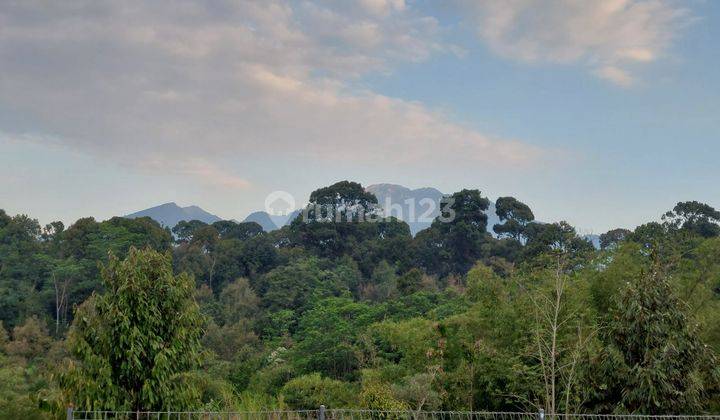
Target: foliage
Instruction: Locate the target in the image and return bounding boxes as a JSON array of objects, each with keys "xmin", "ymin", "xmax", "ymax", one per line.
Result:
[
  {"xmin": 494, "ymin": 197, "xmax": 535, "ymax": 241},
  {"xmin": 59, "ymin": 248, "xmax": 204, "ymax": 411},
  {"xmin": 293, "ymin": 298, "xmax": 381, "ymax": 379},
  {"xmin": 391, "ymin": 372, "xmax": 441, "ymax": 411},
  {"xmin": 281, "ymin": 373, "xmax": 357, "ymax": 409},
  {"xmin": 0, "ymin": 358, "xmax": 47, "ymax": 420},
  {"xmin": 593, "ymin": 262, "xmax": 718, "ymax": 414},
  {"xmin": 415, "ymin": 189, "xmax": 492, "ymax": 276},
  {"xmin": 2, "ymin": 185, "xmax": 720, "ymax": 414},
  {"xmin": 663, "ymin": 201, "xmax": 720, "ymax": 238},
  {"xmin": 359, "ymin": 381, "xmax": 409, "ymax": 411},
  {"xmin": 599, "ymin": 228, "xmax": 631, "ymax": 249}
]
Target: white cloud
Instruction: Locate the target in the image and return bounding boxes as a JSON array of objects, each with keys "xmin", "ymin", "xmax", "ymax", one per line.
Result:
[
  {"xmin": 458, "ymin": 0, "xmax": 690, "ymax": 86},
  {"xmin": 246, "ymin": 67, "xmax": 539, "ymax": 165},
  {"xmin": 358, "ymin": 0, "xmax": 406, "ymax": 17},
  {"xmin": 0, "ymin": 0, "xmax": 543, "ymax": 190},
  {"xmin": 594, "ymin": 65, "xmax": 634, "ymax": 87}
]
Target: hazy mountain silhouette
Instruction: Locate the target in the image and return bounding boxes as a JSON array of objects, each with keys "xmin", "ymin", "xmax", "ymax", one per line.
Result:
[
  {"xmin": 125, "ymin": 202, "xmax": 221, "ymax": 227},
  {"xmin": 242, "ymin": 209, "xmax": 302, "ymax": 232},
  {"xmin": 127, "ymin": 184, "xmax": 508, "ymax": 235},
  {"xmin": 243, "ymin": 211, "xmax": 278, "ymax": 232},
  {"xmin": 241, "ymin": 184, "xmax": 504, "ymax": 236},
  {"xmin": 366, "ymin": 183, "xmax": 500, "ymax": 236}
]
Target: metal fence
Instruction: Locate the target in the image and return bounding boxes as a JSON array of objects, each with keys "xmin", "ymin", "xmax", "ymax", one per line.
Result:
[{"xmin": 67, "ymin": 408, "xmax": 720, "ymax": 420}]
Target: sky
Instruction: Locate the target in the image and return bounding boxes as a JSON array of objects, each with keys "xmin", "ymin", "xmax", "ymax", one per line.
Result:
[{"xmin": 1, "ymin": 0, "xmax": 718, "ymax": 234}]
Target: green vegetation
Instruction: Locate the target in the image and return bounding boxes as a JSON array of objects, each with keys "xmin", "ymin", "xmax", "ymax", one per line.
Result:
[
  {"xmin": 59, "ymin": 248, "xmax": 204, "ymax": 411},
  {"xmin": 2, "ymin": 181, "xmax": 720, "ymax": 416}
]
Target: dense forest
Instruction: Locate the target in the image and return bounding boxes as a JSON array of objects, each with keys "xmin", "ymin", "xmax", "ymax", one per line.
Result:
[{"xmin": 2, "ymin": 181, "xmax": 720, "ymax": 418}]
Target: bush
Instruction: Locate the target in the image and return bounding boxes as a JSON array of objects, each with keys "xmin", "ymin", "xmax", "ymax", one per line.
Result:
[
  {"xmin": 358, "ymin": 381, "xmax": 408, "ymax": 411},
  {"xmin": 247, "ymin": 362, "xmax": 296, "ymax": 396},
  {"xmin": 281, "ymin": 373, "xmax": 356, "ymax": 409}
]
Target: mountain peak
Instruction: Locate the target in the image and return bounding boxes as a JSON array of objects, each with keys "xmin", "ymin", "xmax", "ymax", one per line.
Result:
[
  {"xmin": 243, "ymin": 211, "xmax": 278, "ymax": 232},
  {"xmin": 366, "ymin": 183, "xmax": 443, "ymax": 197},
  {"xmin": 148, "ymin": 202, "xmax": 180, "ymax": 209},
  {"xmin": 125, "ymin": 203, "xmax": 221, "ymax": 227}
]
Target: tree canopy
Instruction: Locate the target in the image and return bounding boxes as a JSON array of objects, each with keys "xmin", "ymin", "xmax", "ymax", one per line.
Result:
[
  {"xmin": 59, "ymin": 248, "xmax": 203, "ymax": 411},
  {"xmin": 2, "ymin": 182, "xmax": 720, "ymax": 415}
]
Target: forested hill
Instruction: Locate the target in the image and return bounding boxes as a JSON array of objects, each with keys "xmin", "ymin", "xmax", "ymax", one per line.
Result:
[{"xmin": 2, "ymin": 181, "xmax": 720, "ymax": 416}]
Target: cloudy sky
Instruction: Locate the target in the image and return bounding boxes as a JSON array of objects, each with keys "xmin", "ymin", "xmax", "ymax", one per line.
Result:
[{"xmin": 1, "ymin": 0, "xmax": 718, "ymax": 233}]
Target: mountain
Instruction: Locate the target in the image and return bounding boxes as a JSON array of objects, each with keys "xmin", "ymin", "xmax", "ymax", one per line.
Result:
[
  {"xmin": 366, "ymin": 183, "xmax": 501, "ymax": 236},
  {"xmin": 242, "ymin": 209, "xmax": 302, "ymax": 232},
  {"xmin": 243, "ymin": 211, "xmax": 278, "ymax": 232},
  {"xmin": 367, "ymin": 184, "xmax": 443, "ymax": 235},
  {"xmin": 270, "ymin": 209, "xmax": 302, "ymax": 228},
  {"xmin": 584, "ymin": 234, "xmax": 601, "ymax": 249},
  {"xmin": 242, "ymin": 183, "xmax": 500, "ymax": 236},
  {"xmin": 125, "ymin": 202, "xmax": 221, "ymax": 228}
]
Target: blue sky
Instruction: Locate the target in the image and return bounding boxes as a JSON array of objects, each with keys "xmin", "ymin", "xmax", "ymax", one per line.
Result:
[{"xmin": 1, "ymin": 0, "xmax": 718, "ymax": 233}]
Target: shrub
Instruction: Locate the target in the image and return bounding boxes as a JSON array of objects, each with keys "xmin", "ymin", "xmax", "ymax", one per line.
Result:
[{"xmin": 281, "ymin": 373, "xmax": 356, "ymax": 409}]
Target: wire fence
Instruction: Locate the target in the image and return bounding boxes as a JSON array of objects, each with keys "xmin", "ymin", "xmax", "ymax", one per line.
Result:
[{"xmin": 67, "ymin": 408, "xmax": 720, "ymax": 420}]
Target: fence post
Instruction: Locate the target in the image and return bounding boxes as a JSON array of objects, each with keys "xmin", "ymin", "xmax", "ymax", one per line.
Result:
[
  {"xmin": 538, "ymin": 408, "xmax": 544, "ymax": 420},
  {"xmin": 319, "ymin": 405, "xmax": 326, "ymax": 420},
  {"xmin": 66, "ymin": 406, "xmax": 73, "ymax": 420}
]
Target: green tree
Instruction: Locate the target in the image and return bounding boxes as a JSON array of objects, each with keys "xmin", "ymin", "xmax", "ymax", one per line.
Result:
[
  {"xmin": 211, "ymin": 220, "xmax": 264, "ymax": 240},
  {"xmin": 281, "ymin": 373, "xmax": 357, "ymax": 409},
  {"xmin": 54, "ymin": 216, "xmax": 173, "ymax": 321},
  {"xmin": 293, "ymin": 298, "xmax": 380, "ymax": 379},
  {"xmin": 60, "ymin": 247, "xmax": 204, "ymax": 411},
  {"xmin": 397, "ymin": 268, "xmax": 425, "ymax": 296},
  {"xmin": 302, "ymin": 180, "xmax": 379, "ymax": 223},
  {"xmin": 258, "ymin": 257, "xmax": 353, "ymax": 315},
  {"xmin": 595, "ymin": 261, "xmax": 718, "ymax": 413},
  {"xmin": 172, "ymin": 220, "xmax": 209, "ymax": 243},
  {"xmin": 493, "ymin": 197, "xmax": 535, "ymax": 241},
  {"xmin": 361, "ymin": 260, "xmax": 398, "ymax": 302},
  {"xmin": 218, "ymin": 277, "xmax": 259, "ymax": 325},
  {"xmin": 663, "ymin": 201, "xmax": 720, "ymax": 238},
  {"xmin": 414, "ymin": 189, "xmax": 491, "ymax": 276},
  {"xmin": 0, "ymin": 212, "xmax": 49, "ymax": 328},
  {"xmin": 4, "ymin": 316, "xmax": 52, "ymax": 360},
  {"xmin": 209, "ymin": 236, "xmax": 278, "ymax": 291},
  {"xmin": 0, "ymin": 357, "xmax": 47, "ymax": 419},
  {"xmin": 599, "ymin": 228, "xmax": 632, "ymax": 250},
  {"xmin": 391, "ymin": 372, "xmax": 441, "ymax": 411},
  {"xmin": 523, "ymin": 221, "xmax": 594, "ymax": 264},
  {"xmin": 358, "ymin": 381, "xmax": 409, "ymax": 410}
]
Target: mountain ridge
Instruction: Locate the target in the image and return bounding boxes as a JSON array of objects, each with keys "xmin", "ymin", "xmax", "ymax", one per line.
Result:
[
  {"xmin": 124, "ymin": 202, "xmax": 222, "ymax": 227},
  {"xmin": 124, "ymin": 184, "xmax": 509, "ymax": 237},
  {"xmin": 366, "ymin": 183, "xmax": 501, "ymax": 236}
]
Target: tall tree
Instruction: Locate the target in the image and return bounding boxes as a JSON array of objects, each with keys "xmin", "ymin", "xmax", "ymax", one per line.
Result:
[
  {"xmin": 663, "ymin": 201, "xmax": 720, "ymax": 238},
  {"xmin": 595, "ymin": 259, "xmax": 718, "ymax": 413},
  {"xmin": 415, "ymin": 189, "xmax": 491, "ymax": 275},
  {"xmin": 523, "ymin": 221, "xmax": 594, "ymax": 264},
  {"xmin": 302, "ymin": 180, "xmax": 379, "ymax": 222},
  {"xmin": 599, "ymin": 228, "xmax": 631, "ymax": 250},
  {"xmin": 211, "ymin": 220, "xmax": 264, "ymax": 240},
  {"xmin": 60, "ymin": 248, "xmax": 204, "ymax": 411},
  {"xmin": 172, "ymin": 220, "xmax": 208, "ymax": 243},
  {"xmin": 493, "ymin": 197, "xmax": 535, "ymax": 241},
  {"xmin": 290, "ymin": 181, "xmax": 380, "ymax": 257},
  {"xmin": 290, "ymin": 181, "xmax": 411, "ymax": 276}
]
